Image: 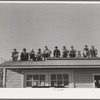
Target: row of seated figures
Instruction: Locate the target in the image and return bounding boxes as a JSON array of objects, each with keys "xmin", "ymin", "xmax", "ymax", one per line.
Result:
[{"xmin": 11, "ymin": 45, "xmax": 98, "ymax": 61}]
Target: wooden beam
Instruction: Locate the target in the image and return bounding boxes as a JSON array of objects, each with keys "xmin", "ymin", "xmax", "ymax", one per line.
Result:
[{"xmin": 3, "ymin": 68, "xmax": 6, "ymax": 88}]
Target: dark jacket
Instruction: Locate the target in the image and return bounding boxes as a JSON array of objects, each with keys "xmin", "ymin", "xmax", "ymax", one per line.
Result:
[
  {"xmin": 20, "ymin": 52, "xmax": 29, "ymax": 61},
  {"xmin": 62, "ymin": 50, "xmax": 69, "ymax": 58},
  {"xmin": 90, "ymin": 49, "xmax": 97, "ymax": 57},
  {"xmin": 30, "ymin": 51, "xmax": 35, "ymax": 60},
  {"xmin": 53, "ymin": 49, "xmax": 61, "ymax": 58},
  {"xmin": 69, "ymin": 50, "xmax": 76, "ymax": 57}
]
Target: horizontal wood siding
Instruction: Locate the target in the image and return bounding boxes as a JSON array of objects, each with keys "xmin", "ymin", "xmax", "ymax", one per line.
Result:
[
  {"xmin": 74, "ymin": 69, "xmax": 100, "ymax": 88},
  {"xmin": 6, "ymin": 69, "xmax": 23, "ymax": 88},
  {"xmin": 5, "ymin": 68, "xmax": 100, "ymax": 88}
]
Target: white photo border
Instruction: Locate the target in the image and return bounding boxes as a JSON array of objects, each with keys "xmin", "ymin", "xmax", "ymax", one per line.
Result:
[{"xmin": 0, "ymin": 1, "xmax": 100, "ymax": 99}]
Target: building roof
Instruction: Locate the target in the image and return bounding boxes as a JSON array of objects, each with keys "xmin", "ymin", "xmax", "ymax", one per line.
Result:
[{"xmin": 1, "ymin": 57, "xmax": 100, "ymax": 69}]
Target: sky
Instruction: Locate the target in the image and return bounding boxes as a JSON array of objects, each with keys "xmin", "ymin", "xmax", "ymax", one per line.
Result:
[{"xmin": 0, "ymin": 3, "xmax": 100, "ymax": 60}]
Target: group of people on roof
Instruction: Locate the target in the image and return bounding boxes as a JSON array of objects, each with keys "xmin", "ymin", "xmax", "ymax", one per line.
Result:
[{"xmin": 11, "ymin": 45, "xmax": 98, "ymax": 61}]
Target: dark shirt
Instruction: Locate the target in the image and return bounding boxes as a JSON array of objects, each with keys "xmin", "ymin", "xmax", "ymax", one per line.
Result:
[
  {"xmin": 20, "ymin": 52, "xmax": 29, "ymax": 61},
  {"xmin": 53, "ymin": 49, "xmax": 61, "ymax": 58},
  {"xmin": 90, "ymin": 49, "xmax": 97, "ymax": 57},
  {"xmin": 30, "ymin": 51, "xmax": 35, "ymax": 59},
  {"xmin": 62, "ymin": 50, "xmax": 69, "ymax": 57},
  {"xmin": 69, "ymin": 50, "xmax": 76, "ymax": 57},
  {"xmin": 84, "ymin": 48, "xmax": 89, "ymax": 52},
  {"xmin": 36, "ymin": 51, "xmax": 42, "ymax": 61},
  {"xmin": 12, "ymin": 52, "xmax": 18, "ymax": 58},
  {"xmin": 83, "ymin": 48, "xmax": 90, "ymax": 57}
]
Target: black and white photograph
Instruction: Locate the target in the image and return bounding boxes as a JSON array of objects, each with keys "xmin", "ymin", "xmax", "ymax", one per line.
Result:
[{"xmin": 0, "ymin": 2, "xmax": 100, "ymax": 89}]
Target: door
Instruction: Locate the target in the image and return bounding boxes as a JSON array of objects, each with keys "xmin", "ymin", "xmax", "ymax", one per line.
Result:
[{"xmin": 94, "ymin": 75, "xmax": 100, "ymax": 88}]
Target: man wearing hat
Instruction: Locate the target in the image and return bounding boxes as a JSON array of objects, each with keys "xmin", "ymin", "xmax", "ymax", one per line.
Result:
[
  {"xmin": 11, "ymin": 48, "xmax": 18, "ymax": 61},
  {"xmin": 83, "ymin": 45, "xmax": 90, "ymax": 58},
  {"xmin": 53, "ymin": 46, "xmax": 61, "ymax": 58},
  {"xmin": 90, "ymin": 45, "xmax": 98, "ymax": 58},
  {"xmin": 36, "ymin": 48, "xmax": 42, "ymax": 61},
  {"xmin": 43, "ymin": 46, "xmax": 52, "ymax": 60},
  {"xmin": 30, "ymin": 49, "xmax": 36, "ymax": 61},
  {"xmin": 20, "ymin": 48, "xmax": 29, "ymax": 61},
  {"xmin": 62, "ymin": 46, "xmax": 69, "ymax": 58},
  {"xmin": 69, "ymin": 46, "xmax": 76, "ymax": 58}
]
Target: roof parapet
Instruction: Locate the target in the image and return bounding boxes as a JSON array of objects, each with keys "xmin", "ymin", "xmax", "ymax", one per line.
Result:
[{"xmin": 47, "ymin": 57, "xmax": 100, "ymax": 60}]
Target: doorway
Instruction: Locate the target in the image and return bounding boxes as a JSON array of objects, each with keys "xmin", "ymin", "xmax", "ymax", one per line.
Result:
[{"xmin": 94, "ymin": 75, "xmax": 100, "ymax": 88}]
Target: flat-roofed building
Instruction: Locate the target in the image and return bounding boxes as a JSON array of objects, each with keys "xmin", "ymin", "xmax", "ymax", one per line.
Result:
[{"xmin": 1, "ymin": 57, "xmax": 100, "ymax": 88}]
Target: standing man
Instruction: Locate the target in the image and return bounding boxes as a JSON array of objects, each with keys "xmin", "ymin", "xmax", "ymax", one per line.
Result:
[
  {"xmin": 20, "ymin": 48, "xmax": 29, "ymax": 61},
  {"xmin": 53, "ymin": 46, "xmax": 61, "ymax": 58},
  {"xmin": 69, "ymin": 46, "xmax": 76, "ymax": 58},
  {"xmin": 62, "ymin": 46, "xmax": 69, "ymax": 58},
  {"xmin": 90, "ymin": 45, "xmax": 98, "ymax": 57},
  {"xmin": 30, "ymin": 49, "xmax": 35, "ymax": 61},
  {"xmin": 11, "ymin": 48, "xmax": 18, "ymax": 61},
  {"xmin": 83, "ymin": 45, "xmax": 90, "ymax": 58}
]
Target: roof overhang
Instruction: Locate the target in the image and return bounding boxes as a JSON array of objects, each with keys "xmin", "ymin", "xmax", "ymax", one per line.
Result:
[{"xmin": 1, "ymin": 57, "xmax": 100, "ymax": 69}]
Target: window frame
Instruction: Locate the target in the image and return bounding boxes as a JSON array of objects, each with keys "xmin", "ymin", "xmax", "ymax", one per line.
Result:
[
  {"xmin": 50, "ymin": 73, "xmax": 70, "ymax": 88},
  {"xmin": 26, "ymin": 74, "xmax": 46, "ymax": 88},
  {"xmin": 24, "ymin": 69, "xmax": 74, "ymax": 88}
]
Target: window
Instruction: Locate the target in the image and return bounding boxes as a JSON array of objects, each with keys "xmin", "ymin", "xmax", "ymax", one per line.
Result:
[
  {"xmin": 51, "ymin": 74, "xmax": 69, "ymax": 87},
  {"xmin": 25, "ymin": 70, "xmax": 73, "ymax": 88},
  {"xmin": 94, "ymin": 75, "xmax": 100, "ymax": 88},
  {"xmin": 26, "ymin": 75, "xmax": 32, "ymax": 87},
  {"xmin": 26, "ymin": 74, "xmax": 45, "ymax": 87}
]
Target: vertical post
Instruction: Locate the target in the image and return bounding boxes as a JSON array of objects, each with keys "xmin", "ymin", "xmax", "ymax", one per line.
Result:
[{"xmin": 3, "ymin": 68, "xmax": 6, "ymax": 88}]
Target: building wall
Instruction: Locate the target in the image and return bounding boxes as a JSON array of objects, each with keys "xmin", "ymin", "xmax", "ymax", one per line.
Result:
[
  {"xmin": 74, "ymin": 68, "xmax": 100, "ymax": 88},
  {"xmin": 5, "ymin": 68, "xmax": 100, "ymax": 88},
  {"xmin": 6, "ymin": 69, "xmax": 23, "ymax": 88}
]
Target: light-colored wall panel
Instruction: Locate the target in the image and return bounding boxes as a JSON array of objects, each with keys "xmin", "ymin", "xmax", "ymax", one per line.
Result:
[
  {"xmin": 74, "ymin": 69, "xmax": 100, "ymax": 88},
  {"xmin": 6, "ymin": 69, "xmax": 23, "ymax": 88}
]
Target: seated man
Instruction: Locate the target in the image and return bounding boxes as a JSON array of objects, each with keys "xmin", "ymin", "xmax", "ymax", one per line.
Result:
[
  {"xmin": 69, "ymin": 46, "xmax": 76, "ymax": 58},
  {"xmin": 90, "ymin": 45, "xmax": 98, "ymax": 57},
  {"xmin": 20, "ymin": 48, "xmax": 29, "ymax": 61},
  {"xmin": 43, "ymin": 46, "xmax": 52, "ymax": 60},
  {"xmin": 53, "ymin": 46, "xmax": 61, "ymax": 58},
  {"xmin": 36, "ymin": 48, "xmax": 42, "ymax": 61},
  {"xmin": 83, "ymin": 45, "xmax": 90, "ymax": 58},
  {"xmin": 11, "ymin": 48, "xmax": 18, "ymax": 61},
  {"xmin": 62, "ymin": 46, "xmax": 69, "ymax": 58},
  {"xmin": 30, "ymin": 49, "xmax": 35, "ymax": 61}
]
